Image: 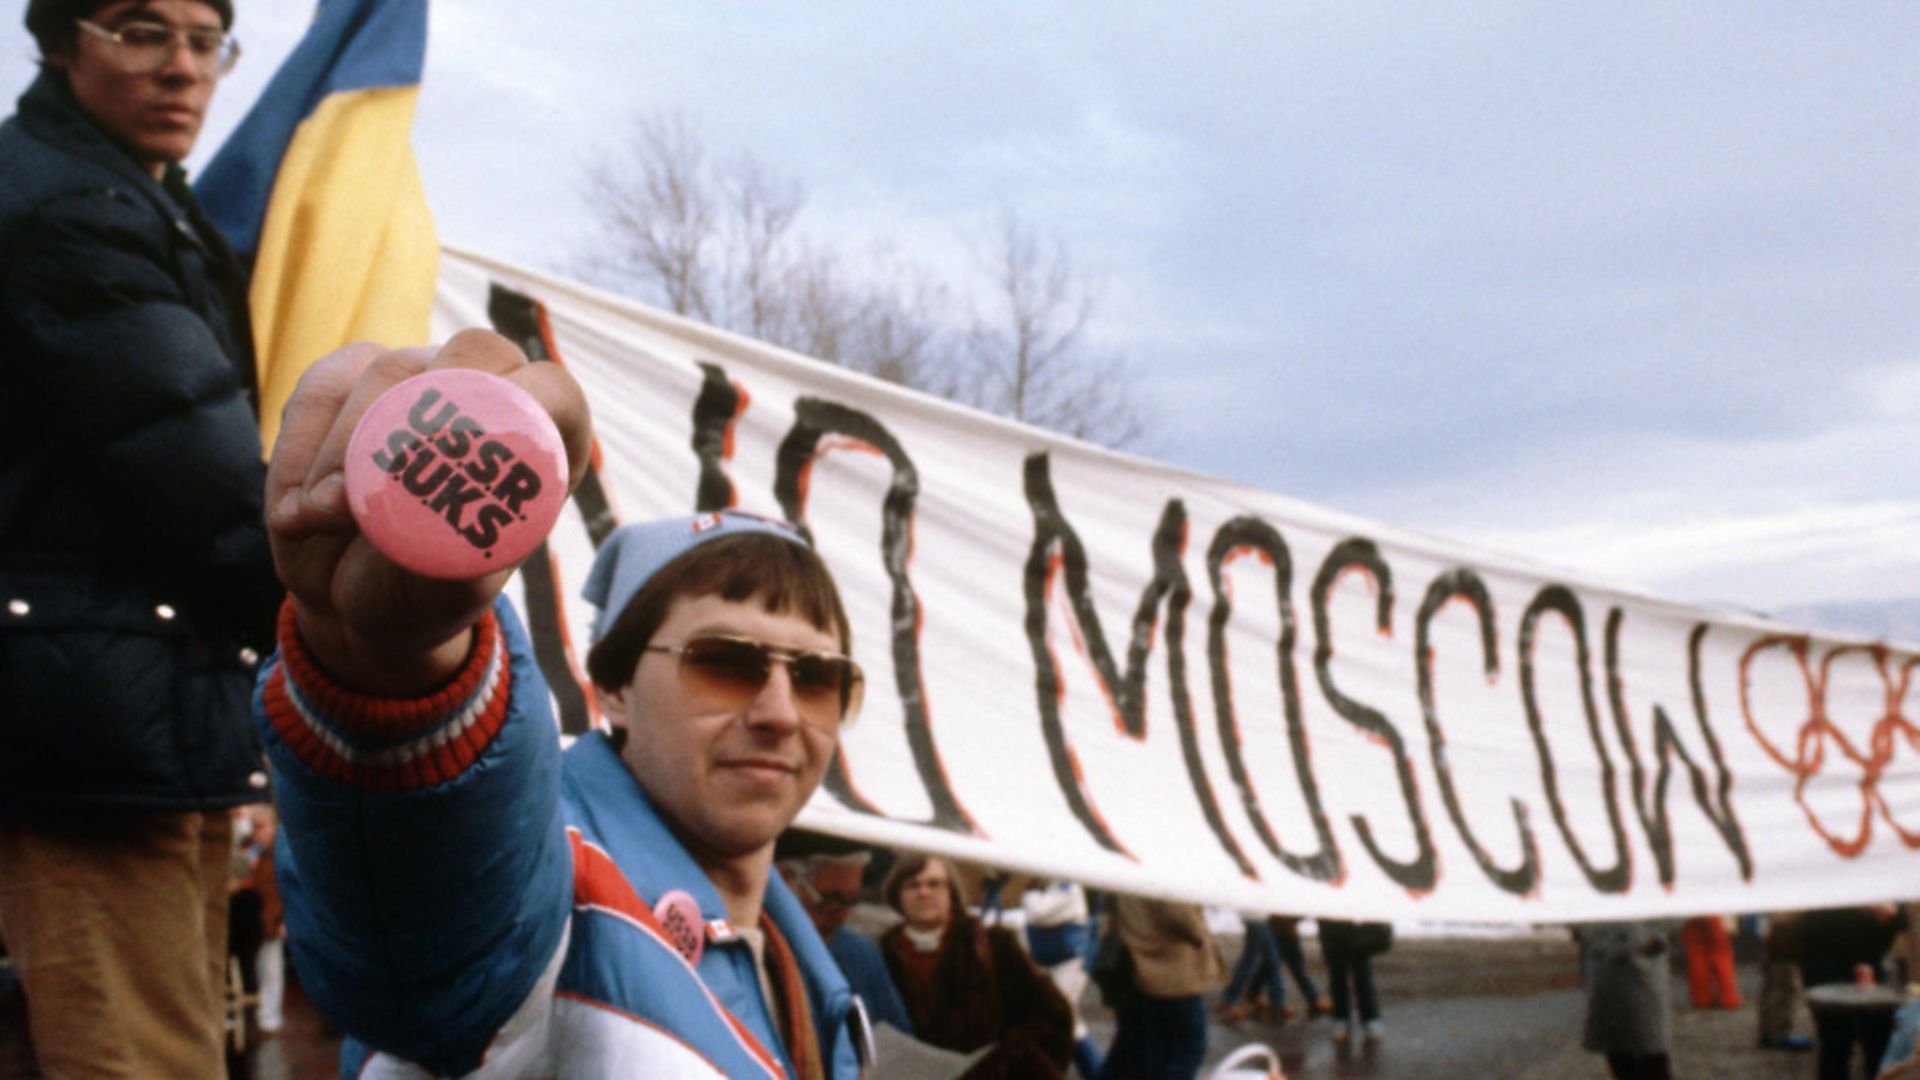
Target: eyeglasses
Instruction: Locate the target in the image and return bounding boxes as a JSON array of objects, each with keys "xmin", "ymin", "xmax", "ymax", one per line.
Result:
[
  {"xmin": 75, "ymin": 18, "xmax": 241, "ymax": 76},
  {"xmin": 793, "ymin": 877, "xmax": 862, "ymax": 911},
  {"xmin": 644, "ymin": 634, "xmax": 864, "ymax": 728}
]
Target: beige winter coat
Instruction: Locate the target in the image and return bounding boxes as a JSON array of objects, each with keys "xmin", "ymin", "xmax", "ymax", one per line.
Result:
[{"xmin": 1112, "ymin": 896, "xmax": 1227, "ymax": 999}]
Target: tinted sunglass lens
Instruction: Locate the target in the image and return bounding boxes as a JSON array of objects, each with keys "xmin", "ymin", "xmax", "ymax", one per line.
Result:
[
  {"xmin": 683, "ymin": 637, "xmax": 770, "ymax": 690},
  {"xmin": 789, "ymin": 654, "xmax": 846, "ymax": 697}
]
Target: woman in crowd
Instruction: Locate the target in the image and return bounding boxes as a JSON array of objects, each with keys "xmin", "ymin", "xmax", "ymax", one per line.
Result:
[
  {"xmin": 879, "ymin": 854, "xmax": 1073, "ymax": 1077},
  {"xmin": 1098, "ymin": 895, "xmax": 1226, "ymax": 1080},
  {"xmin": 1267, "ymin": 915, "xmax": 1331, "ymax": 1018},
  {"xmin": 1021, "ymin": 878, "xmax": 1104, "ymax": 1078},
  {"xmin": 1576, "ymin": 921, "xmax": 1675, "ymax": 1080},
  {"xmin": 1318, "ymin": 918, "xmax": 1389, "ymax": 1042},
  {"xmin": 1216, "ymin": 914, "xmax": 1286, "ymax": 1024},
  {"xmin": 1800, "ymin": 904, "xmax": 1904, "ymax": 1080},
  {"xmin": 1680, "ymin": 915, "xmax": 1743, "ymax": 1010}
]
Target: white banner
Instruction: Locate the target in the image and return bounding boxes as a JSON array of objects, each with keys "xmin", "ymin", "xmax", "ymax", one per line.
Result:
[{"xmin": 434, "ymin": 246, "xmax": 1920, "ymax": 923}]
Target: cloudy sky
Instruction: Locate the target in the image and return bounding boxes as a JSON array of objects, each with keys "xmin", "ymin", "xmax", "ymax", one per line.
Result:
[{"xmin": 7, "ymin": 3, "xmax": 1917, "ymax": 620}]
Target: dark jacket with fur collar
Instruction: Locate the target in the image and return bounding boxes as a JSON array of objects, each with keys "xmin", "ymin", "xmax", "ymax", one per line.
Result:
[
  {"xmin": 0, "ymin": 69, "xmax": 279, "ymax": 811},
  {"xmin": 879, "ymin": 912, "xmax": 1073, "ymax": 1078}
]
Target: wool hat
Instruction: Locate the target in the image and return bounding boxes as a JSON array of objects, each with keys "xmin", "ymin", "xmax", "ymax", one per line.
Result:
[
  {"xmin": 581, "ymin": 511, "xmax": 808, "ymax": 644},
  {"xmin": 26, "ymin": 0, "xmax": 235, "ymax": 51}
]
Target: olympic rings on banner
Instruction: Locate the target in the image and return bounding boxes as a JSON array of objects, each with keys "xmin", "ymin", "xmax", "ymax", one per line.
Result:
[{"xmin": 1740, "ymin": 636, "xmax": 1920, "ymax": 857}]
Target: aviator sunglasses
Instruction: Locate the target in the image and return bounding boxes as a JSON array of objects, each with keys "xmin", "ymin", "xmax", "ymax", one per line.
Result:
[{"xmin": 644, "ymin": 634, "xmax": 864, "ymax": 727}]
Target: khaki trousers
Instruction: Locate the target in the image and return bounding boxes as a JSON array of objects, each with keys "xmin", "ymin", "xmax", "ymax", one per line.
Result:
[{"xmin": 0, "ymin": 810, "xmax": 233, "ymax": 1079}]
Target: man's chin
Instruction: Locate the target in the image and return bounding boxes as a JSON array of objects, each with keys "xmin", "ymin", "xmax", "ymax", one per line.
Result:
[
  {"xmin": 133, "ymin": 135, "xmax": 196, "ymax": 169},
  {"xmin": 684, "ymin": 814, "xmax": 791, "ymax": 865}
]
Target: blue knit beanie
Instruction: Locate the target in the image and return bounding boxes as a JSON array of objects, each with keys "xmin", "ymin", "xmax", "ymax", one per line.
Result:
[{"xmin": 581, "ymin": 511, "xmax": 807, "ymax": 644}]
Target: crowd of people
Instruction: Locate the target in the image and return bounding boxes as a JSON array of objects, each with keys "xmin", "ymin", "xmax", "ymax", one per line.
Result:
[
  {"xmin": 1574, "ymin": 909, "xmax": 1920, "ymax": 1080},
  {"xmin": 1, "ymin": 0, "xmax": 1918, "ymax": 1078},
  {"xmin": 206, "ymin": 852, "xmax": 1920, "ymax": 1080}
]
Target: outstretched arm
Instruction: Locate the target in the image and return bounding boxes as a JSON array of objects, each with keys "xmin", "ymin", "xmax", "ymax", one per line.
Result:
[{"xmin": 257, "ymin": 331, "xmax": 592, "ymax": 1073}]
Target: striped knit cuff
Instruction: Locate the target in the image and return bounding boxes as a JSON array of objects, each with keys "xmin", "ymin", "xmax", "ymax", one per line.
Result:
[{"xmin": 261, "ymin": 598, "xmax": 513, "ymax": 792}]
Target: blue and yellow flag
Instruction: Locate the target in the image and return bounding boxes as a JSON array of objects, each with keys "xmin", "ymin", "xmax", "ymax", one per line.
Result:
[{"xmin": 197, "ymin": 0, "xmax": 435, "ymax": 451}]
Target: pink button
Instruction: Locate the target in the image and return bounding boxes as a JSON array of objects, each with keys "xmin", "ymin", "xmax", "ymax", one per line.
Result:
[
  {"xmin": 344, "ymin": 369, "xmax": 568, "ymax": 580},
  {"xmin": 653, "ymin": 889, "xmax": 705, "ymax": 966}
]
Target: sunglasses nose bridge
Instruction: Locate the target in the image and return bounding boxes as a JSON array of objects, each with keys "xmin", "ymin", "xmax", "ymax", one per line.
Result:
[{"xmin": 741, "ymin": 653, "xmax": 806, "ymax": 729}]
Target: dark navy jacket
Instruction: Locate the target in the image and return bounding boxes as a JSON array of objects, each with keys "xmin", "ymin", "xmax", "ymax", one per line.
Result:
[{"xmin": 0, "ymin": 70, "xmax": 278, "ymax": 811}]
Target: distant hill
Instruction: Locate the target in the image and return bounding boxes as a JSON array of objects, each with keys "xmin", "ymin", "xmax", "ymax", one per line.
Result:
[{"xmin": 1772, "ymin": 598, "xmax": 1920, "ymax": 644}]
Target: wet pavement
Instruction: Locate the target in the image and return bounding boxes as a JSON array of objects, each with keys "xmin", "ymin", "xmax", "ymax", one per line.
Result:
[
  {"xmin": 1164, "ymin": 930, "xmax": 1816, "ymax": 1080},
  {"xmin": 0, "ymin": 929, "xmax": 1830, "ymax": 1078}
]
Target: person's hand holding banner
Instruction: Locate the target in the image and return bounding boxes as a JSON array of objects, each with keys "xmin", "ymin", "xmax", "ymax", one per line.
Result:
[{"xmin": 265, "ymin": 329, "xmax": 591, "ymax": 695}]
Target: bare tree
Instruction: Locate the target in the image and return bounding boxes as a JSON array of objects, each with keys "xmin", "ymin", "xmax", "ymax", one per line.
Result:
[
  {"xmin": 800, "ymin": 247, "xmax": 959, "ymax": 395},
  {"xmin": 577, "ymin": 112, "xmax": 963, "ymax": 401},
  {"xmin": 964, "ymin": 211, "xmax": 1143, "ymax": 447},
  {"xmin": 716, "ymin": 157, "xmax": 803, "ymax": 342},
  {"xmin": 845, "ymin": 258, "xmax": 958, "ymax": 395},
  {"xmin": 576, "ymin": 112, "xmax": 1144, "ymax": 447},
  {"xmin": 579, "ymin": 113, "xmax": 718, "ymax": 321}
]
